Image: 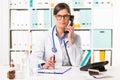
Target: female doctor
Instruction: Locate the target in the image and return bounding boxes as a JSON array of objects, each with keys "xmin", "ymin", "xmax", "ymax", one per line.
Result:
[{"xmin": 29, "ymin": 3, "xmax": 82, "ymax": 69}]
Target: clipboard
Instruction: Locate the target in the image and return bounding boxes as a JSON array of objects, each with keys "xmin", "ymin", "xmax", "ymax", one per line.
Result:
[{"xmin": 37, "ymin": 67, "xmax": 71, "ymax": 74}]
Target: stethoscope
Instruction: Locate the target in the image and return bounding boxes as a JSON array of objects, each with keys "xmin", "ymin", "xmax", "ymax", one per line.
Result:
[
  {"xmin": 52, "ymin": 26, "xmax": 57, "ymax": 53},
  {"xmin": 52, "ymin": 25, "xmax": 67, "ymax": 53},
  {"xmin": 51, "ymin": 26, "xmax": 72, "ymax": 66}
]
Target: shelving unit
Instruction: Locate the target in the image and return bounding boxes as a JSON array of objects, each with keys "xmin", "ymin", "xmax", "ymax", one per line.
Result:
[{"xmin": 9, "ymin": 0, "xmax": 113, "ymax": 70}]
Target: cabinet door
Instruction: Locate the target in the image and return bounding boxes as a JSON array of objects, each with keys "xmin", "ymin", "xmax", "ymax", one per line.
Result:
[{"xmin": 93, "ymin": 29, "xmax": 112, "ymax": 48}]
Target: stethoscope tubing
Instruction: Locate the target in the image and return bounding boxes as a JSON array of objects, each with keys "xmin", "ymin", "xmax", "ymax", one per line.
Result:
[
  {"xmin": 51, "ymin": 26, "xmax": 72, "ymax": 66},
  {"xmin": 52, "ymin": 26, "xmax": 57, "ymax": 53}
]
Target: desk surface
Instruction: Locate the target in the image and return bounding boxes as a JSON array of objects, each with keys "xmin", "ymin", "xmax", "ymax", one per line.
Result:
[{"xmin": 0, "ymin": 66, "xmax": 120, "ymax": 80}]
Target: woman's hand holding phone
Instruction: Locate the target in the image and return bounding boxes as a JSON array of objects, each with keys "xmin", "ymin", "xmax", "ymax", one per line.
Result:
[{"xmin": 66, "ymin": 25, "xmax": 74, "ymax": 45}]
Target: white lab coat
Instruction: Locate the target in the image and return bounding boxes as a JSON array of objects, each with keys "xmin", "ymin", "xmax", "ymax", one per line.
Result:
[{"xmin": 29, "ymin": 26, "xmax": 82, "ymax": 69}]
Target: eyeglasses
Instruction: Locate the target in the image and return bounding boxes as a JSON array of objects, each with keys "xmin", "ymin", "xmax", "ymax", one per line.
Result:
[{"xmin": 55, "ymin": 14, "xmax": 70, "ymax": 20}]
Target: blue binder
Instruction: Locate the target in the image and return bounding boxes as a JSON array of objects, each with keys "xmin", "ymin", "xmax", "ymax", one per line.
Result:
[{"xmin": 81, "ymin": 50, "xmax": 92, "ymax": 66}]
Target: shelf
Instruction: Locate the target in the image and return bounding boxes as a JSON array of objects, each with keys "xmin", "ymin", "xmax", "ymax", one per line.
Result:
[
  {"xmin": 92, "ymin": 48, "xmax": 112, "ymax": 50},
  {"xmin": 9, "ymin": 0, "xmax": 114, "ymax": 67},
  {"xmin": 10, "ymin": 49, "xmax": 29, "ymax": 52},
  {"xmin": 10, "ymin": 29, "xmax": 29, "ymax": 31},
  {"xmin": 30, "ymin": 28, "xmax": 49, "ymax": 31}
]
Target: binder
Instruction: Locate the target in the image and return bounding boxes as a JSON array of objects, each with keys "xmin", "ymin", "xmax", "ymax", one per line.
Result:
[
  {"xmin": 93, "ymin": 50, "xmax": 100, "ymax": 63},
  {"xmin": 81, "ymin": 50, "xmax": 92, "ymax": 66},
  {"xmin": 11, "ymin": 31, "xmax": 29, "ymax": 49},
  {"xmin": 93, "ymin": 29, "xmax": 112, "ymax": 48},
  {"xmin": 92, "ymin": 50, "xmax": 112, "ymax": 66},
  {"xmin": 79, "ymin": 9, "xmax": 92, "ymax": 28},
  {"xmin": 11, "ymin": 10, "xmax": 30, "ymax": 29},
  {"xmin": 105, "ymin": 50, "xmax": 112, "ymax": 66},
  {"xmin": 75, "ymin": 30, "xmax": 91, "ymax": 49},
  {"xmin": 31, "ymin": 31, "xmax": 46, "ymax": 46},
  {"xmin": 10, "ymin": 0, "xmax": 29, "ymax": 9},
  {"xmin": 38, "ymin": 67, "xmax": 71, "ymax": 74},
  {"xmin": 100, "ymin": 50, "xmax": 105, "ymax": 61},
  {"xmin": 73, "ymin": 9, "xmax": 80, "ymax": 28},
  {"xmin": 33, "ymin": 0, "xmax": 50, "ymax": 8},
  {"xmin": 32, "ymin": 9, "xmax": 51, "ymax": 29},
  {"xmin": 72, "ymin": 0, "xmax": 83, "ymax": 7}
]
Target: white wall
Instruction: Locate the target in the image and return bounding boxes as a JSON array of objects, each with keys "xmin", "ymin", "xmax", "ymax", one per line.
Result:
[
  {"xmin": 112, "ymin": 0, "xmax": 120, "ymax": 66},
  {"xmin": 0, "ymin": 0, "xmax": 120, "ymax": 66},
  {"xmin": 0, "ymin": 0, "xmax": 9, "ymax": 65}
]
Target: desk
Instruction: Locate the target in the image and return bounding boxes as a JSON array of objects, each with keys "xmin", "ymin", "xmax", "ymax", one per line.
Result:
[
  {"xmin": 29, "ymin": 66, "xmax": 120, "ymax": 80},
  {"xmin": 0, "ymin": 66, "xmax": 120, "ymax": 80}
]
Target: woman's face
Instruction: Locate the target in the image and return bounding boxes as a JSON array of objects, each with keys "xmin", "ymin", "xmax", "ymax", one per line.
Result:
[{"xmin": 54, "ymin": 9, "xmax": 70, "ymax": 30}]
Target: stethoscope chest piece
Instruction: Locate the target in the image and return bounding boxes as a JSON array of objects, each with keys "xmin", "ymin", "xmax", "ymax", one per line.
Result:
[{"xmin": 52, "ymin": 47, "xmax": 57, "ymax": 53}]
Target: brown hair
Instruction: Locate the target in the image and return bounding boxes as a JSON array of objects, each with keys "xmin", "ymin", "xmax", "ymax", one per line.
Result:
[{"xmin": 53, "ymin": 3, "xmax": 71, "ymax": 15}]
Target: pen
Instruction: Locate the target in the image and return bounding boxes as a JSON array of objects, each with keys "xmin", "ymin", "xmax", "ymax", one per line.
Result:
[
  {"xmin": 53, "ymin": 54, "xmax": 55, "ymax": 63},
  {"xmin": 52, "ymin": 54, "xmax": 55, "ymax": 69}
]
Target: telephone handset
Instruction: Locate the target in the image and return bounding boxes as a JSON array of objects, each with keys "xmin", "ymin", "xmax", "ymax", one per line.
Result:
[{"xmin": 64, "ymin": 15, "xmax": 74, "ymax": 33}]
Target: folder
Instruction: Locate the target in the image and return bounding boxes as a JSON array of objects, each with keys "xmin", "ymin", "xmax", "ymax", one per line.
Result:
[
  {"xmin": 32, "ymin": 0, "xmax": 50, "ymax": 8},
  {"xmin": 11, "ymin": 10, "xmax": 30, "ymax": 29},
  {"xmin": 73, "ymin": 9, "xmax": 80, "ymax": 28},
  {"xmin": 79, "ymin": 9, "xmax": 92, "ymax": 28},
  {"xmin": 10, "ymin": 0, "xmax": 29, "ymax": 9},
  {"xmin": 72, "ymin": 0, "xmax": 83, "ymax": 7},
  {"xmin": 11, "ymin": 31, "xmax": 29, "ymax": 49},
  {"xmin": 81, "ymin": 50, "xmax": 92, "ymax": 66},
  {"xmin": 92, "ymin": 50, "xmax": 112, "ymax": 66},
  {"xmin": 38, "ymin": 67, "xmax": 71, "ymax": 74},
  {"xmin": 32, "ymin": 9, "xmax": 51, "ymax": 29},
  {"xmin": 93, "ymin": 50, "xmax": 100, "ymax": 63},
  {"xmin": 31, "ymin": 31, "xmax": 46, "ymax": 46},
  {"xmin": 75, "ymin": 30, "xmax": 91, "ymax": 49},
  {"xmin": 100, "ymin": 50, "xmax": 105, "ymax": 61},
  {"xmin": 93, "ymin": 29, "xmax": 112, "ymax": 48}
]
